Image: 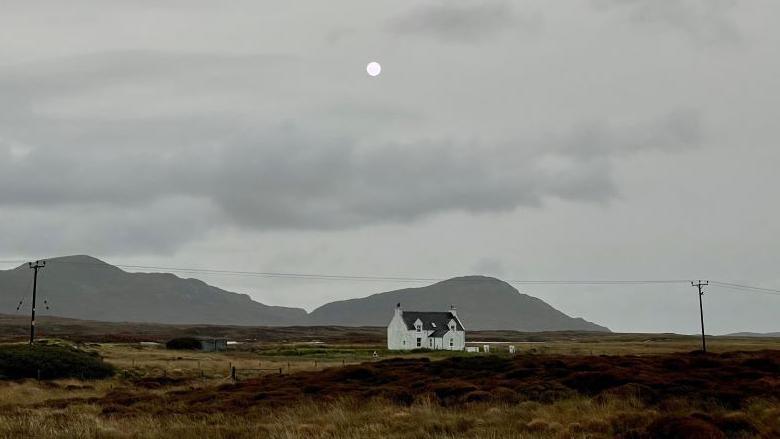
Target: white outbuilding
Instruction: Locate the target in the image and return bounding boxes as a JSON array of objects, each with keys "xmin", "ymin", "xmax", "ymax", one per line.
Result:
[{"xmin": 387, "ymin": 303, "xmax": 466, "ymax": 351}]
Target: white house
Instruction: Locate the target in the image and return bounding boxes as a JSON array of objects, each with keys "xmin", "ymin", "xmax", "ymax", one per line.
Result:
[{"xmin": 387, "ymin": 303, "xmax": 466, "ymax": 351}]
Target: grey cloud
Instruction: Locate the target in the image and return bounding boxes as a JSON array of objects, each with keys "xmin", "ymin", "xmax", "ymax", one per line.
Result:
[
  {"xmin": 472, "ymin": 258, "xmax": 506, "ymax": 278},
  {"xmin": 0, "ymin": 51, "xmax": 702, "ymax": 254},
  {"xmin": 594, "ymin": 0, "xmax": 741, "ymax": 45},
  {"xmin": 387, "ymin": 1, "xmax": 527, "ymax": 43},
  {"xmin": 554, "ymin": 110, "xmax": 702, "ymax": 159},
  {"xmin": 0, "ymin": 197, "xmax": 220, "ymax": 256},
  {"xmin": 1, "ymin": 114, "xmax": 698, "ymax": 234}
]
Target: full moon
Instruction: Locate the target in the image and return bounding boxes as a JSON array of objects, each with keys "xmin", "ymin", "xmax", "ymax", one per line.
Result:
[{"xmin": 366, "ymin": 61, "xmax": 381, "ymax": 77}]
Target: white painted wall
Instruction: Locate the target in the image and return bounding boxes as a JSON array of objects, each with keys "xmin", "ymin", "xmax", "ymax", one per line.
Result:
[
  {"xmin": 387, "ymin": 308, "xmax": 466, "ymax": 351},
  {"xmin": 387, "ymin": 309, "xmax": 411, "ymax": 350}
]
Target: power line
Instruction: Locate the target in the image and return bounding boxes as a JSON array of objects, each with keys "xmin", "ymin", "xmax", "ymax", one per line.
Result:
[
  {"xmin": 5, "ymin": 257, "xmax": 780, "ymax": 297},
  {"xmin": 710, "ymin": 281, "xmax": 780, "ymax": 296},
  {"xmin": 14, "ymin": 275, "xmax": 33, "ymax": 314},
  {"xmin": 46, "ymin": 260, "xmax": 692, "ymax": 286}
]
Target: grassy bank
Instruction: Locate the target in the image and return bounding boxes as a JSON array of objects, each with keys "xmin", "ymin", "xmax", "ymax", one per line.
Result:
[{"xmin": 0, "ymin": 392, "xmax": 777, "ymax": 438}]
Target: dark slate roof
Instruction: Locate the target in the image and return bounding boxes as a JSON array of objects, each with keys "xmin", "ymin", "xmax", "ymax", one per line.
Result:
[
  {"xmin": 429, "ymin": 328, "xmax": 449, "ymax": 338},
  {"xmin": 401, "ymin": 311, "xmax": 464, "ymax": 332}
]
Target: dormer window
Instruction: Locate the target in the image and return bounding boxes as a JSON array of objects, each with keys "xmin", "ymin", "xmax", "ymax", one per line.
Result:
[
  {"xmin": 450, "ymin": 324, "xmax": 455, "ymax": 331},
  {"xmin": 416, "ymin": 324, "xmax": 422, "ymax": 332}
]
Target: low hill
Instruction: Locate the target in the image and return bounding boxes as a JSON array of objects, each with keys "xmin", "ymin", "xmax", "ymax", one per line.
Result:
[
  {"xmin": 2, "ymin": 256, "xmax": 608, "ymax": 331},
  {"xmin": 727, "ymin": 332, "xmax": 780, "ymax": 338},
  {"xmin": 309, "ymin": 276, "xmax": 609, "ymax": 331},
  {"xmin": 0, "ymin": 255, "xmax": 307, "ymax": 326}
]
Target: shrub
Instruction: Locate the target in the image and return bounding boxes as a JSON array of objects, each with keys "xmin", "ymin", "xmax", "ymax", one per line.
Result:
[
  {"xmin": 165, "ymin": 337, "xmax": 202, "ymax": 350},
  {"xmin": 0, "ymin": 344, "xmax": 115, "ymax": 380},
  {"xmin": 645, "ymin": 415, "xmax": 726, "ymax": 439}
]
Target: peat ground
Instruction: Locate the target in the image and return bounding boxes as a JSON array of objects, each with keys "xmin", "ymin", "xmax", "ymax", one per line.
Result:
[
  {"xmin": 59, "ymin": 350, "xmax": 779, "ymax": 412},
  {"xmin": 18, "ymin": 349, "xmax": 779, "ymax": 437}
]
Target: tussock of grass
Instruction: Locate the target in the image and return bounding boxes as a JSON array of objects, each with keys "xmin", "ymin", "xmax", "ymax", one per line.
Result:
[
  {"xmin": 0, "ymin": 396, "xmax": 777, "ymax": 438},
  {"xmin": 1, "ymin": 341, "xmax": 778, "ymax": 438},
  {"xmin": 0, "ymin": 344, "xmax": 114, "ymax": 380}
]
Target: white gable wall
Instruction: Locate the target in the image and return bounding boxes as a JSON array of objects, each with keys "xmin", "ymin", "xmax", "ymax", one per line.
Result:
[
  {"xmin": 387, "ymin": 311, "xmax": 412, "ymax": 350},
  {"xmin": 387, "ymin": 309, "xmax": 466, "ymax": 351},
  {"xmin": 445, "ymin": 329, "xmax": 466, "ymax": 350}
]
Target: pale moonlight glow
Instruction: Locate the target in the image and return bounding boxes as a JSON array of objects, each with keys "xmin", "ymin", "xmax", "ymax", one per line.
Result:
[{"xmin": 366, "ymin": 61, "xmax": 381, "ymax": 77}]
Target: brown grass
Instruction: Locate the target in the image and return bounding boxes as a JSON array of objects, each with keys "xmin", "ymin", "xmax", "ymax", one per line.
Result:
[
  {"xmin": 1, "ymin": 333, "xmax": 779, "ymax": 438},
  {"xmin": 0, "ymin": 349, "xmax": 774, "ymax": 438},
  {"xmin": 74, "ymin": 350, "xmax": 779, "ymax": 415},
  {"xmin": 1, "ymin": 394, "xmax": 777, "ymax": 438}
]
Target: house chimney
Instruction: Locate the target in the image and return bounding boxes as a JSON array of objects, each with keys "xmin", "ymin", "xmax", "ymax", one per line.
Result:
[
  {"xmin": 449, "ymin": 304, "xmax": 457, "ymax": 317},
  {"xmin": 395, "ymin": 302, "xmax": 403, "ymax": 317}
]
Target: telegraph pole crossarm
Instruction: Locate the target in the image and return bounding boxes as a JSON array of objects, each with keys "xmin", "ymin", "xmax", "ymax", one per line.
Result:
[
  {"xmin": 28, "ymin": 260, "xmax": 46, "ymax": 345},
  {"xmin": 691, "ymin": 280, "xmax": 709, "ymax": 353}
]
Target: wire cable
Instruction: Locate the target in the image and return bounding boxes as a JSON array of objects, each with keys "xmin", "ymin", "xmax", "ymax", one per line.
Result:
[
  {"xmin": 44, "ymin": 259, "xmax": 693, "ymax": 286},
  {"xmin": 709, "ymin": 281, "xmax": 780, "ymax": 296},
  {"xmin": 5, "ymin": 258, "xmax": 780, "ymax": 297}
]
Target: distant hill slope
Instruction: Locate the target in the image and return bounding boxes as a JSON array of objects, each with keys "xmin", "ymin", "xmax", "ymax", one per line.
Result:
[
  {"xmin": 1, "ymin": 256, "xmax": 608, "ymax": 331},
  {"xmin": 0, "ymin": 255, "xmax": 307, "ymax": 326},
  {"xmin": 727, "ymin": 332, "xmax": 780, "ymax": 338},
  {"xmin": 309, "ymin": 276, "xmax": 609, "ymax": 332}
]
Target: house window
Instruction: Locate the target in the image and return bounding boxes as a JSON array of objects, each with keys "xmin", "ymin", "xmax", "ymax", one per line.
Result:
[
  {"xmin": 416, "ymin": 324, "xmax": 422, "ymax": 332},
  {"xmin": 429, "ymin": 339, "xmax": 433, "ymax": 347},
  {"xmin": 450, "ymin": 325, "xmax": 455, "ymax": 331},
  {"xmin": 449, "ymin": 339, "xmax": 454, "ymax": 348},
  {"xmin": 416, "ymin": 337, "xmax": 421, "ymax": 347}
]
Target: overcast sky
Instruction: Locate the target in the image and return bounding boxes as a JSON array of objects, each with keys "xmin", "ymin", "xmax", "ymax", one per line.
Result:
[{"xmin": 1, "ymin": 0, "xmax": 778, "ymax": 334}]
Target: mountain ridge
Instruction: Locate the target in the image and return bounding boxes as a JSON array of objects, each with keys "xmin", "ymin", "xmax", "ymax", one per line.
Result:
[
  {"xmin": 0, "ymin": 255, "xmax": 608, "ymax": 331},
  {"xmin": 309, "ymin": 275, "xmax": 608, "ymax": 331}
]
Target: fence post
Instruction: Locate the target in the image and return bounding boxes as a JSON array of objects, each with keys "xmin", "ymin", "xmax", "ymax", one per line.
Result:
[
  {"xmin": 278, "ymin": 367, "xmax": 282, "ymax": 375},
  {"xmin": 37, "ymin": 369, "xmax": 41, "ymax": 381},
  {"xmin": 231, "ymin": 366, "xmax": 236, "ymax": 381}
]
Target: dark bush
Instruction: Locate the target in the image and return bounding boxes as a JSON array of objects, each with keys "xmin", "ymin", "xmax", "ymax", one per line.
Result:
[
  {"xmin": 505, "ymin": 368, "xmax": 535, "ymax": 379},
  {"xmin": 711, "ymin": 412, "xmax": 758, "ymax": 436},
  {"xmin": 490, "ymin": 386, "xmax": 519, "ymax": 403},
  {"xmin": 165, "ymin": 337, "xmax": 202, "ymax": 350},
  {"xmin": 429, "ymin": 379, "xmax": 478, "ymax": 401},
  {"xmin": 645, "ymin": 415, "xmax": 726, "ymax": 439},
  {"xmin": 0, "ymin": 344, "xmax": 115, "ymax": 380},
  {"xmin": 598, "ymin": 383, "xmax": 659, "ymax": 404},
  {"xmin": 337, "ymin": 366, "xmax": 377, "ymax": 381},
  {"xmin": 741, "ymin": 357, "xmax": 780, "ymax": 373},
  {"xmin": 302, "ymin": 385, "xmax": 322, "ymax": 394},
  {"xmin": 689, "ymin": 357, "xmax": 720, "ymax": 369},
  {"xmin": 462, "ymin": 390, "xmax": 492, "ymax": 403},
  {"xmin": 562, "ymin": 371, "xmax": 627, "ymax": 394}
]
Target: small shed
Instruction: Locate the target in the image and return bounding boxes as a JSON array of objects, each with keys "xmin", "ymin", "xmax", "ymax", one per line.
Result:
[
  {"xmin": 166, "ymin": 337, "xmax": 228, "ymax": 352},
  {"xmin": 196, "ymin": 337, "xmax": 228, "ymax": 352}
]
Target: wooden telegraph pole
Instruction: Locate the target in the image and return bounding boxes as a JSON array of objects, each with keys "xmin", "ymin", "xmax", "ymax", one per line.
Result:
[
  {"xmin": 691, "ymin": 280, "xmax": 708, "ymax": 353},
  {"xmin": 28, "ymin": 260, "xmax": 46, "ymax": 345}
]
